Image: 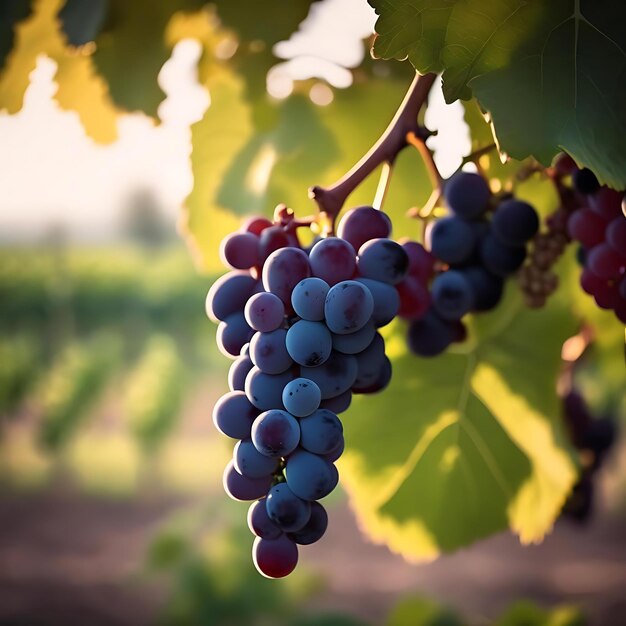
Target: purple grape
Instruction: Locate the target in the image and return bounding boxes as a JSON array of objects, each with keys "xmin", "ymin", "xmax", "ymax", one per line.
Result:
[
  {"xmin": 492, "ymin": 199, "xmax": 539, "ymax": 245},
  {"xmin": 244, "ymin": 292, "xmax": 285, "ymax": 332},
  {"xmin": 479, "ymin": 233, "xmax": 526, "ymax": 277},
  {"xmin": 251, "ymin": 409, "xmax": 300, "ymax": 457},
  {"xmin": 285, "ymin": 449, "xmax": 338, "ymax": 501},
  {"xmin": 249, "ymin": 329, "xmax": 293, "ymax": 374},
  {"xmin": 308, "ymin": 237, "xmax": 357, "ymax": 286},
  {"xmin": 228, "ymin": 350, "xmax": 253, "ymax": 392},
  {"xmin": 213, "ymin": 391, "xmax": 258, "ymax": 439},
  {"xmin": 291, "ymin": 277, "xmax": 330, "ymax": 321},
  {"xmin": 427, "ymin": 216, "xmax": 477, "ymax": 265},
  {"xmin": 299, "ymin": 409, "xmax": 343, "ymax": 455},
  {"xmin": 324, "ymin": 280, "xmax": 374, "ymax": 334},
  {"xmin": 357, "ymin": 238, "xmax": 409, "ymax": 285},
  {"xmin": 220, "ymin": 231, "xmax": 260, "ymax": 269},
  {"xmin": 431, "ymin": 270, "xmax": 475, "ymax": 320},
  {"xmin": 216, "ymin": 312, "xmax": 255, "ymax": 358},
  {"xmin": 337, "ymin": 206, "xmax": 392, "ymax": 252},
  {"xmin": 247, "ymin": 499, "xmax": 282, "ymax": 539},
  {"xmin": 286, "ymin": 320, "xmax": 332, "ymax": 367},
  {"xmin": 301, "ymin": 351, "xmax": 358, "ymax": 399},
  {"xmin": 407, "ymin": 310, "xmax": 454, "ymax": 357},
  {"xmin": 234, "ymin": 438, "xmax": 279, "ymax": 478},
  {"xmin": 265, "ymin": 482, "xmax": 311, "ymax": 532},
  {"xmin": 252, "ymin": 535, "xmax": 298, "ymax": 579},
  {"xmin": 289, "ymin": 501, "xmax": 328, "ymax": 545},
  {"xmin": 332, "ymin": 319, "xmax": 376, "ymax": 354},
  {"xmin": 245, "ymin": 366, "xmax": 294, "ymax": 411},
  {"xmin": 223, "ymin": 460, "xmax": 273, "ymax": 501},
  {"xmin": 262, "ymin": 247, "xmax": 311, "ymax": 310},
  {"xmin": 320, "ymin": 390, "xmax": 352, "ymax": 414},
  {"xmin": 282, "ymin": 378, "xmax": 322, "ymax": 417},
  {"xmin": 444, "ymin": 171, "xmax": 491, "ymax": 218},
  {"xmin": 206, "ymin": 271, "xmax": 258, "ymax": 322},
  {"xmin": 355, "ymin": 278, "xmax": 400, "ymax": 327}
]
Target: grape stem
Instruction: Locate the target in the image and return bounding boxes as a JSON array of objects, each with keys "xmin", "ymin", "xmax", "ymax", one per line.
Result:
[{"xmin": 309, "ymin": 72, "xmax": 437, "ymax": 223}]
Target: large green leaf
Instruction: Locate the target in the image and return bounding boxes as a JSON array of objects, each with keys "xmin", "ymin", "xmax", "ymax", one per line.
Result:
[
  {"xmin": 471, "ymin": 1, "xmax": 626, "ymax": 189},
  {"xmin": 369, "ymin": 0, "xmax": 626, "ymax": 188},
  {"xmin": 180, "ymin": 69, "xmax": 254, "ymax": 272},
  {"xmin": 340, "ymin": 287, "xmax": 578, "ymax": 561}
]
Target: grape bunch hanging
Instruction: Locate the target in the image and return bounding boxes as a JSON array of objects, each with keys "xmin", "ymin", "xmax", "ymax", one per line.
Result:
[{"xmin": 206, "ymin": 167, "xmax": 546, "ymax": 578}]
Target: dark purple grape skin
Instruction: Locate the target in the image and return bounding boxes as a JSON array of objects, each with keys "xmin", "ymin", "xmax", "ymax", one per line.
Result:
[
  {"xmin": 206, "ymin": 271, "xmax": 258, "ymax": 322},
  {"xmin": 244, "ymin": 292, "xmax": 285, "ymax": 333},
  {"xmin": 223, "ymin": 461, "xmax": 273, "ymax": 501},
  {"xmin": 459, "ymin": 266, "xmax": 503, "ymax": 312},
  {"xmin": 492, "ymin": 199, "xmax": 539, "ymax": 245},
  {"xmin": 249, "ymin": 329, "xmax": 293, "ymax": 374},
  {"xmin": 228, "ymin": 352, "xmax": 254, "ymax": 391},
  {"xmin": 301, "ymin": 351, "xmax": 358, "ymax": 399},
  {"xmin": 407, "ymin": 310, "xmax": 454, "ymax": 357},
  {"xmin": 262, "ymin": 247, "xmax": 311, "ymax": 310},
  {"xmin": 253, "ymin": 535, "xmax": 299, "ymax": 579},
  {"xmin": 216, "ymin": 312, "xmax": 255, "ymax": 358},
  {"xmin": 265, "ymin": 482, "xmax": 311, "ymax": 532},
  {"xmin": 248, "ymin": 499, "xmax": 282, "ymax": 539},
  {"xmin": 337, "ymin": 206, "xmax": 392, "ymax": 252},
  {"xmin": 251, "ymin": 409, "xmax": 300, "ymax": 457},
  {"xmin": 324, "ymin": 281, "xmax": 374, "ymax": 334},
  {"xmin": 353, "ymin": 356, "xmax": 391, "ymax": 394},
  {"xmin": 220, "ymin": 231, "xmax": 260, "ymax": 269},
  {"xmin": 245, "ymin": 367, "xmax": 295, "ymax": 411},
  {"xmin": 299, "ymin": 409, "xmax": 343, "ymax": 455},
  {"xmin": 289, "ymin": 501, "xmax": 328, "ymax": 545},
  {"xmin": 479, "ymin": 233, "xmax": 526, "ymax": 277},
  {"xmin": 431, "ymin": 270, "xmax": 475, "ymax": 321},
  {"xmin": 308, "ymin": 237, "xmax": 357, "ymax": 286},
  {"xmin": 259, "ymin": 226, "xmax": 290, "ymax": 262},
  {"xmin": 355, "ymin": 278, "xmax": 400, "ymax": 327},
  {"xmin": 444, "ymin": 171, "xmax": 491, "ymax": 219},
  {"xmin": 213, "ymin": 391, "xmax": 258, "ymax": 439},
  {"xmin": 357, "ymin": 238, "xmax": 409, "ymax": 285},
  {"xmin": 234, "ymin": 438, "xmax": 279, "ymax": 478},
  {"xmin": 573, "ymin": 168, "xmax": 600, "ymax": 194},
  {"xmin": 285, "ymin": 449, "xmax": 339, "ymax": 501},
  {"xmin": 427, "ymin": 216, "xmax": 478, "ymax": 265},
  {"xmin": 320, "ymin": 390, "xmax": 352, "ymax": 414}
]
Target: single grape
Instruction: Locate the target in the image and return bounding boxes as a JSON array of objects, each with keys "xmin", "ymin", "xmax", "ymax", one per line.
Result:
[
  {"xmin": 282, "ymin": 378, "xmax": 322, "ymax": 417},
  {"xmin": 459, "ymin": 266, "xmax": 503, "ymax": 311},
  {"xmin": 299, "ymin": 409, "xmax": 343, "ymax": 455},
  {"xmin": 606, "ymin": 217, "xmax": 626, "ymax": 255},
  {"xmin": 589, "ymin": 188, "xmax": 623, "ymax": 220},
  {"xmin": 252, "ymin": 409, "xmax": 300, "ymax": 457},
  {"xmin": 250, "ymin": 329, "xmax": 293, "ymax": 374},
  {"xmin": 353, "ymin": 333, "xmax": 385, "ymax": 389},
  {"xmin": 243, "ymin": 215, "xmax": 273, "ymax": 236},
  {"xmin": 353, "ymin": 356, "xmax": 391, "ymax": 394},
  {"xmin": 285, "ymin": 449, "xmax": 339, "ymax": 501},
  {"xmin": 407, "ymin": 309, "xmax": 454, "ymax": 357},
  {"xmin": 492, "ymin": 199, "xmax": 539, "ymax": 245},
  {"xmin": 301, "ymin": 351, "xmax": 358, "ymax": 399},
  {"xmin": 324, "ymin": 280, "xmax": 374, "ymax": 334},
  {"xmin": 228, "ymin": 348, "xmax": 253, "ymax": 392},
  {"xmin": 396, "ymin": 276, "xmax": 431, "ymax": 320},
  {"xmin": 286, "ymin": 320, "xmax": 333, "ymax": 367},
  {"xmin": 216, "ymin": 312, "xmax": 255, "ymax": 358},
  {"xmin": 220, "ymin": 231, "xmax": 260, "ymax": 269},
  {"xmin": 212, "ymin": 391, "xmax": 258, "ymax": 439},
  {"xmin": 431, "ymin": 270, "xmax": 475, "ymax": 320},
  {"xmin": 262, "ymin": 247, "xmax": 311, "ymax": 309},
  {"xmin": 593, "ymin": 281, "xmax": 619, "ymax": 309},
  {"xmin": 357, "ymin": 238, "xmax": 409, "ymax": 285},
  {"xmin": 324, "ymin": 436, "xmax": 345, "ymax": 462},
  {"xmin": 332, "ymin": 319, "xmax": 376, "ymax": 354},
  {"xmin": 259, "ymin": 225, "xmax": 290, "ymax": 262},
  {"xmin": 580, "ymin": 268, "xmax": 608, "ymax": 296},
  {"xmin": 289, "ymin": 501, "xmax": 328, "ymax": 545},
  {"xmin": 398, "ymin": 239, "xmax": 435, "ymax": 282},
  {"xmin": 205, "ymin": 271, "xmax": 258, "ymax": 322},
  {"xmin": 308, "ymin": 237, "xmax": 356, "ymax": 286},
  {"xmin": 248, "ymin": 499, "xmax": 282, "ymax": 539},
  {"xmin": 355, "ymin": 278, "xmax": 400, "ymax": 327},
  {"xmin": 291, "ymin": 277, "xmax": 330, "ymax": 321},
  {"xmin": 427, "ymin": 216, "xmax": 477, "ymax": 265},
  {"xmin": 223, "ymin": 460, "xmax": 273, "ymax": 501},
  {"xmin": 320, "ymin": 389, "xmax": 352, "ymax": 414},
  {"xmin": 234, "ymin": 438, "xmax": 279, "ymax": 478},
  {"xmin": 573, "ymin": 168, "xmax": 600, "ymax": 194},
  {"xmin": 479, "ymin": 233, "xmax": 526, "ymax": 277},
  {"xmin": 567, "ymin": 208, "xmax": 607, "ymax": 249},
  {"xmin": 337, "ymin": 206, "xmax": 392, "ymax": 252},
  {"xmin": 444, "ymin": 171, "xmax": 491, "ymax": 219},
  {"xmin": 244, "ymin": 292, "xmax": 285, "ymax": 333},
  {"xmin": 245, "ymin": 366, "xmax": 294, "ymax": 411},
  {"xmin": 265, "ymin": 482, "xmax": 311, "ymax": 532},
  {"xmin": 253, "ymin": 535, "xmax": 299, "ymax": 579},
  {"xmin": 587, "ymin": 244, "xmax": 624, "ymax": 280}
]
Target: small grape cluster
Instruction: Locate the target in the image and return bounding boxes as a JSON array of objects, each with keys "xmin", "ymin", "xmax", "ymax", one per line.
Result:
[
  {"xmin": 561, "ymin": 390, "xmax": 617, "ymax": 522},
  {"xmin": 207, "ymin": 206, "xmax": 409, "ymax": 578},
  {"xmin": 564, "ymin": 166, "xmax": 626, "ymax": 323},
  {"xmin": 397, "ymin": 171, "xmax": 539, "ymax": 357}
]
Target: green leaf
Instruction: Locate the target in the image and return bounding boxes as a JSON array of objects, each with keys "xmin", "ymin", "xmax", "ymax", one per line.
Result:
[
  {"xmin": 387, "ymin": 596, "xmax": 462, "ymax": 626},
  {"xmin": 340, "ymin": 287, "xmax": 579, "ymax": 561},
  {"xmin": 181, "ymin": 69, "xmax": 254, "ymax": 272},
  {"xmin": 495, "ymin": 600, "xmax": 585, "ymax": 626},
  {"xmin": 471, "ymin": 1, "xmax": 626, "ymax": 188}
]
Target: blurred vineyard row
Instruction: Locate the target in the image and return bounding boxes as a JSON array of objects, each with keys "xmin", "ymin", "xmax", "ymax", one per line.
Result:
[{"xmin": 0, "ymin": 244, "xmax": 232, "ymax": 496}]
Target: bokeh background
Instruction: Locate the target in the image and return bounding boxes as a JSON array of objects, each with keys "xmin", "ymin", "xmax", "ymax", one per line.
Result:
[{"xmin": 1, "ymin": 1, "xmax": 625, "ymax": 625}]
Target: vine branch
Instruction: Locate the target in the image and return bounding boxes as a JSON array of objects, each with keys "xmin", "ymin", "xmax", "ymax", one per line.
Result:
[{"xmin": 309, "ymin": 72, "xmax": 437, "ymax": 220}]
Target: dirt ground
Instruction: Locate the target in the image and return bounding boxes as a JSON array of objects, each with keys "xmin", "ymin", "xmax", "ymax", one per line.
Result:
[{"xmin": 0, "ymin": 489, "xmax": 625, "ymax": 626}]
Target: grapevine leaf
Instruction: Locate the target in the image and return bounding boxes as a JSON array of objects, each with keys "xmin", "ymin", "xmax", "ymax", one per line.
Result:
[
  {"xmin": 0, "ymin": 0, "xmax": 119, "ymax": 142},
  {"xmin": 340, "ymin": 287, "xmax": 578, "ymax": 561},
  {"xmin": 471, "ymin": 1, "xmax": 626, "ymax": 189},
  {"xmin": 495, "ymin": 601, "xmax": 584, "ymax": 626},
  {"xmin": 58, "ymin": 0, "xmax": 108, "ymax": 46},
  {"xmin": 180, "ymin": 70, "xmax": 254, "ymax": 273}
]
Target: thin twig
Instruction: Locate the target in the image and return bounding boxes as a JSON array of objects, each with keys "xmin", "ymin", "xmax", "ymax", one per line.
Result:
[
  {"xmin": 309, "ymin": 72, "xmax": 437, "ymax": 218},
  {"xmin": 461, "ymin": 142, "xmax": 497, "ymax": 167},
  {"xmin": 406, "ymin": 131, "xmax": 443, "ymax": 192},
  {"xmin": 373, "ymin": 162, "xmax": 393, "ymax": 210}
]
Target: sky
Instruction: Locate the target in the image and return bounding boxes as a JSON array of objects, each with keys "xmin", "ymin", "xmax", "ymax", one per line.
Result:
[{"xmin": 0, "ymin": 0, "xmax": 468, "ymax": 243}]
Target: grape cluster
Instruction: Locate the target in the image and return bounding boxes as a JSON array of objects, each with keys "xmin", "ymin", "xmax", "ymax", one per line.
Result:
[
  {"xmin": 565, "ymin": 167, "xmax": 626, "ymax": 323},
  {"xmin": 398, "ymin": 171, "xmax": 539, "ymax": 357},
  {"xmin": 561, "ymin": 390, "xmax": 617, "ymax": 522},
  {"xmin": 207, "ymin": 206, "xmax": 408, "ymax": 578}
]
